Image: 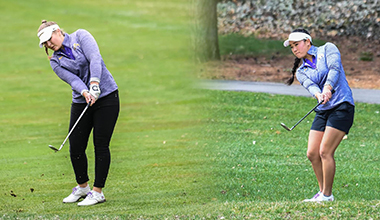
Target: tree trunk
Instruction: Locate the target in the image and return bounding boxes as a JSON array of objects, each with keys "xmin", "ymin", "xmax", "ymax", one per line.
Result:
[{"xmin": 193, "ymin": 0, "xmax": 221, "ymax": 62}]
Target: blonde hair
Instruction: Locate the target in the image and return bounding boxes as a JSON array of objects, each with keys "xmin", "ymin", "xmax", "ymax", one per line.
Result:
[
  {"xmin": 38, "ymin": 20, "xmax": 64, "ymax": 59},
  {"xmin": 37, "ymin": 20, "xmax": 57, "ymax": 33}
]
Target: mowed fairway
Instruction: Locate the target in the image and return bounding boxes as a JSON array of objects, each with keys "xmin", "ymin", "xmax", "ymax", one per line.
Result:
[
  {"xmin": 204, "ymin": 91, "xmax": 380, "ymax": 219},
  {"xmin": 0, "ymin": 0, "xmax": 213, "ymax": 218},
  {"xmin": 1, "ymin": 0, "xmax": 380, "ymax": 219}
]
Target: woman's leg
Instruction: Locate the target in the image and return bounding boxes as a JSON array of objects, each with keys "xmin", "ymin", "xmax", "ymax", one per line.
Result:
[
  {"xmin": 92, "ymin": 103, "xmax": 120, "ymax": 191},
  {"xmin": 69, "ymin": 103, "xmax": 93, "ymax": 185},
  {"xmin": 319, "ymin": 126, "xmax": 346, "ymax": 196},
  {"xmin": 307, "ymin": 130, "xmax": 325, "ymax": 192}
]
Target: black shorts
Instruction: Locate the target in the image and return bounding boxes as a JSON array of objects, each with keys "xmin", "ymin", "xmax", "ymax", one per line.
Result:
[{"xmin": 311, "ymin": 102, "xmax": 355, "ymax": 134}]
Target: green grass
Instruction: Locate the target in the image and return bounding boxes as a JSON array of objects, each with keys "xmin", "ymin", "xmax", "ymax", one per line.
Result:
[
  {"xmin": 219, "ymin": 34, "xmax": 326, "ymax": 57},
  {"xmin": 202, "ymin": 91, "xmax": 380, "ymax": 219},
  {"xmin": 1, "ymin": 0, "xmax": 380, "ymax": 219},
  {"xmin": 0, "ymin": 0, "xmax": 212, "ymax": 218}
]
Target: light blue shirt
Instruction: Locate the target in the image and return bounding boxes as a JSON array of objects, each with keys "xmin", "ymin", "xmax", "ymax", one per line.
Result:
[
  {"xmin": 296, "ymin": 43, "xmax": 355, "ymax": 110},
  {"xmin": 50, "ymin": 29, "xmax": 118, "ymax": 103}
]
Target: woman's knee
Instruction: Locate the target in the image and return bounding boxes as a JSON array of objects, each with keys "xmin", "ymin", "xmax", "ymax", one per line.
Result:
[
  {"xmin": 94, "ymin": 145, "xmax": 110, "ymax": 156},
  {"xmin": 307, "ymin": 150, "xmax": 320, "ymax": 161},
  {"xmin": 319, "ymin": 149, "xmax": 334, "ymax": 160}
]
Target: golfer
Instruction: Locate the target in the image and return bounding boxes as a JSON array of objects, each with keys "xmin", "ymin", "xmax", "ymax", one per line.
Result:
[
  {"xmin": 37, "ymin": 20, "xmax": 120, "ymax": 206},
  {"xmin": 284, "ymin": 29, "xmax": 355, "ymax": 202}
]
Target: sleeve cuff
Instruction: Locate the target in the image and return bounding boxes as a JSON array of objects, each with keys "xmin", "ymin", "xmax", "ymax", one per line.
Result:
[
  {"xmin": 81, "ymin": 89, "xmax": 89, "ymax": 96},
  {"xmin": 90, "ymin": 77, "xmax": 100, "ymax": 83},
  {"xmin": 325, "ymin": 82, "xmax": 335, "ymax": 90},
  {"xmin": 309, "ymin": 87, "xmax": 321, "ymax": 97}
]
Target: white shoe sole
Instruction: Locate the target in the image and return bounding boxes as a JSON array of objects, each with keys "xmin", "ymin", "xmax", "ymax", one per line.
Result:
[
  {"xmin": 63, "ymin": 195, "xmax": 87, "ymax": 203},
  {"xmin": 78, "ymin": 199, "xmax": 106, "ymax": 206}
]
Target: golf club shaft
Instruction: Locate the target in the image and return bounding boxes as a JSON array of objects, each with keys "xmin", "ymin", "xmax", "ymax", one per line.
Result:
[
  {"xmin": 289, "ymin": 90, "xmax": 335, "ymax": 130},
  {"xmin": 290, "ymin": 101, "xmax": 322, "ymax": 130},
  {"xmin": 57, "ymin": 102, "xmax": 90, "ymax": 151}
]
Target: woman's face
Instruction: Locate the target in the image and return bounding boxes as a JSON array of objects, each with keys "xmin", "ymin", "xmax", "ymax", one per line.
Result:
[
  {"xmin": 44, "ymin": 30, "xmax": 64, "ymax": 51},
  {"xmin": 289, "ymin": 39, "xmax": 311, "ymax": 59}
]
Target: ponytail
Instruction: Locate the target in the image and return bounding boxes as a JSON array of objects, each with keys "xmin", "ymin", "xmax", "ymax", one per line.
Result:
[
  {"xmin": 44, "ymin": 46, "xmax": 52, "ymax": 60},
  {"xmin": 286, "ymin": 57, "xmax": 301, "ymax": 85}
]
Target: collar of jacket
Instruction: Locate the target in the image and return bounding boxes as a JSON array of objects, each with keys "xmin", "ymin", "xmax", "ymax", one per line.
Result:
[
  {"xmin": 53, "ymin": 33, "xmax": 72, "ymax": 57},
  {"xmin": 62, "ymin": 33, "xmax": 72, "ymax": 48},
  {"xmin": 299, "ymin": 45, "xmax": 318, "ymax": 69}
]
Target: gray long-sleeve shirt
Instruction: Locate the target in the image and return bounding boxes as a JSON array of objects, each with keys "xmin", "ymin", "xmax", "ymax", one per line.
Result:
[{"xmin": 50, "ymin": 29, "xmax": 118, "ymax": 103}]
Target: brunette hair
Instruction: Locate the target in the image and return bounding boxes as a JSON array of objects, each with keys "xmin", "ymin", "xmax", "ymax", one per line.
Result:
[{"xmin": 286, "ymin": 28, "xmax": 312, "ymax": 85}]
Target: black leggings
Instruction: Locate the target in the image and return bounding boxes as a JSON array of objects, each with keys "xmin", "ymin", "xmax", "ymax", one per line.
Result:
[{"xmin": 69, "ymin": 90, "xmax": 119, "ymax": 188}]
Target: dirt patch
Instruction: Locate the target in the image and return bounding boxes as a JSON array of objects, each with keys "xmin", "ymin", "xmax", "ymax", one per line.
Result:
[{"xmin": 200, "ymin": 36, "xmax": 380, "ymax": 89}]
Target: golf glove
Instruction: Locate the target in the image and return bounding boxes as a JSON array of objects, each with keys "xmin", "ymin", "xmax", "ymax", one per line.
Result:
[{"xmin": 89, "ymin": 84, "xmax": 101, "ymax": 100}]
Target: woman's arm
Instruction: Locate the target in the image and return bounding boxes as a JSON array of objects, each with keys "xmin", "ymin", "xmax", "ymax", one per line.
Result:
[
  {"xmin": 296, "ymin": 70, "xmax": 321, "ymax": 98},
  {"xmin": 324, "ymin": 42, "xmax": 341, "ymax": 90},
  {"xmin": 51, "ymin": 60, "xmax": 88, "ymax": 95},
  {"xmin": 76, "ymin": 29, "xmax": 103, "ymax": 84}
]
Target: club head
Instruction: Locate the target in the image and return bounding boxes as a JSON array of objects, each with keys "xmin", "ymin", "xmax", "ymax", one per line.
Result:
[
  {"xmin": 49, "ymin": 145, "xmax": 59, "ymax": 152},
  {"xmin": 280, "ymin": 123, "xmax": 292, "ymax": 131}
]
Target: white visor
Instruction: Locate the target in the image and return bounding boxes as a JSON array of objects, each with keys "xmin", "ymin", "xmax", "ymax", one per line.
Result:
[
  {"xmin": 37, "ymin": 24, "xmax": 60, "ymax": 48},
  {"xmin": 283, "ymin": 32, "xmax": 312, "ymax": 47}
]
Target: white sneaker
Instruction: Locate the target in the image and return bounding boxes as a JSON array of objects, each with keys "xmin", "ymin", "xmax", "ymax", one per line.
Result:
[
  {"xmin": 303, "ymin": 191, "xmax": 322, "ymax": 202},
  {"xmin": 63, "ymin": 185, "xmax": 91, "ymax": 203},
  {"xmin": 77, "ymin": 190, "xmax": 106, "ymax": 206},
  {"xmin": 303, "ymin": 191, "xmax": 334, "ymax": 202},
  {"xmin": 317, "ymin": 194, "xmax": 334, "ymax": 202}
]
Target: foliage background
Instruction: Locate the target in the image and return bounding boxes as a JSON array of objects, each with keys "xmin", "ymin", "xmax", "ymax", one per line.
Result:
[{"xmin": 218, "ymin": 0, "xmax": 380, "ymax": 39}]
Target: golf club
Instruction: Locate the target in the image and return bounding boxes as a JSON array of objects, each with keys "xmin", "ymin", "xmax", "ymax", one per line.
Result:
[
  {"xmin": 49, "ymin": 101, "xmax": 91, "ymax": 152},
  {"xmin": 280, "ymin": 101, "xmax": 321, "ymax": 131},
  {"xmin": 280, "ymin": 90, "xmax": 335, "ymax": 131}
]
